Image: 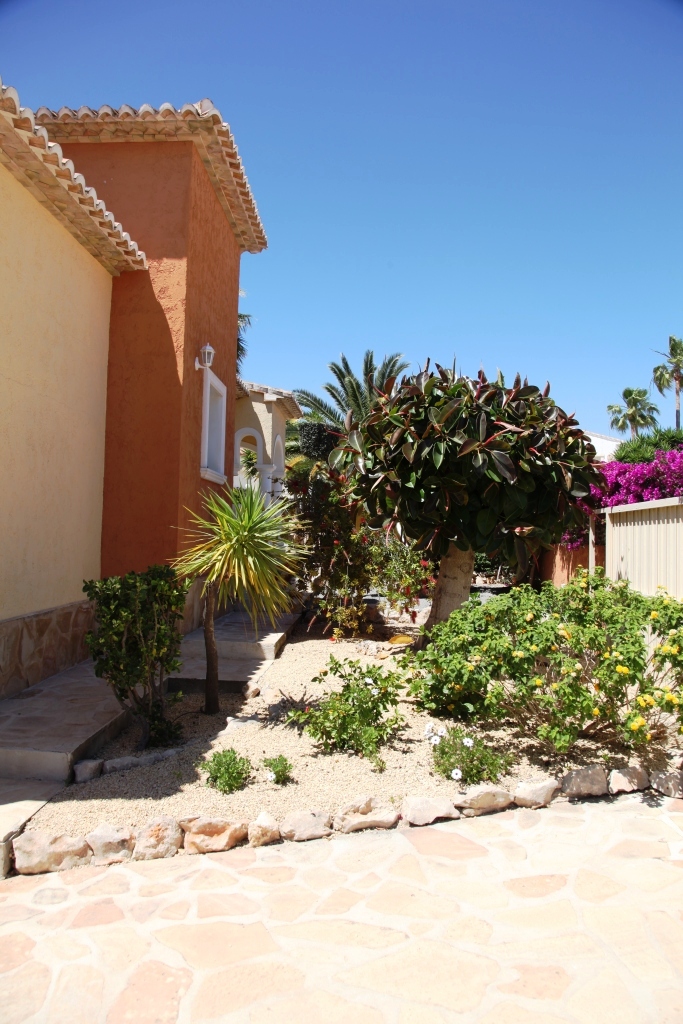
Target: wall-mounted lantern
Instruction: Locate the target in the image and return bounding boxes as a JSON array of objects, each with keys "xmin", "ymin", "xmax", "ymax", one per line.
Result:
[{"xmin": 195, "ymin": 343, "xmax": 215, "ymax": 371}]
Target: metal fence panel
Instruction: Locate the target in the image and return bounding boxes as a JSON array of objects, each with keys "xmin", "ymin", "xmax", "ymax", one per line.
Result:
[{"xmin": 605, "ymin": 497, "xmax": 683, "ymax": 598}]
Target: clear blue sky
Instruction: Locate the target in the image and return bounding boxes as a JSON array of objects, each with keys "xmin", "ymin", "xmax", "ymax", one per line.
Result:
[{"xmin": 2, "ymin": 0, "xmax": 682, "ymax": 434}]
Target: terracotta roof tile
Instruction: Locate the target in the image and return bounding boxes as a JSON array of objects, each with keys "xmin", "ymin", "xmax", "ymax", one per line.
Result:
[
  {"xmin": 0, "ymin": 77, "xmax": 146, "ymax": 275},
  {"xmin": 36, "ymin": 99, "xmax": 267, "ymax": 254}
]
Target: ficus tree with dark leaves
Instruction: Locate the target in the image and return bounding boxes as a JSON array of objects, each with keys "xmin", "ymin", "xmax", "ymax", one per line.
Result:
[{"xmin": 329, "ymin": 363, "xmax": 604, "ymax": 628}]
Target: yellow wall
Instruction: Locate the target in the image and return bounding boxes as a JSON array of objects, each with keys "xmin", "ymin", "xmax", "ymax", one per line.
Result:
[{"xmin": 0, "ymin": 163, "xmax": 113, "ymax": 620}]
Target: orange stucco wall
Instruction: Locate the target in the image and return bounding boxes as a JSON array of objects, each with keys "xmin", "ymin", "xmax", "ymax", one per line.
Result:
[
  {"xmin": 540, "ymin": 544, "xmax": 606, "ymax": 586},
  {"xmin": 61, "ymin": 141, "xmax": 241, "ymax": 577}
]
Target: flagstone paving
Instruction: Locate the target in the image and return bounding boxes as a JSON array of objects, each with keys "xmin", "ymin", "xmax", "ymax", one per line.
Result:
[{"xmin": 2, "ymin": 795, "xmax": 683, "ymax": 1022}]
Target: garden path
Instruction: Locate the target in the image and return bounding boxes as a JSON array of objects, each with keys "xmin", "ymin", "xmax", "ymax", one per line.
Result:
[{"xmin": 1, "ymin": 794, "xmax": 683, "ymax": 1022}]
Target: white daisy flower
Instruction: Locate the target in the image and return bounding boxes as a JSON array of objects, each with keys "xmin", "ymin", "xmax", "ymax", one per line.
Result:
[
  {"xmin": 451, "ymin": 768, "xmax": 462, "ymax": 781},
  {"xmin": 371, "ymin": 688, "xmax": 379, "ymax": 695},
  {"xmin": 430, "ymin": 735, "xmax": 441, "ymax": 746},
  {"xmin": 266, "ymin": 771, "xmax": 276, "ymax": 782},
  {"xmin": 463, "ymin": 737, "xmax": 474, "ymax": 748},
  {"xmin": 424, "ymin": 724, "xmax": 435, "ymax": 738},
  {"xmin": 437, "ymin": 727, "xmax": 447, "ymax": 737}
]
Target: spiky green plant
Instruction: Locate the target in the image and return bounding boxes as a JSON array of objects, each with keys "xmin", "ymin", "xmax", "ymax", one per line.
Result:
[{"xmin": 174, "ymin": 486, "xmax": 308, "ymax": 713}]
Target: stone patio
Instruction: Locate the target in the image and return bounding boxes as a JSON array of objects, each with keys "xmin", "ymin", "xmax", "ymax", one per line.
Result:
[
  {"xmin": 1, "ymin": 795, "xmax": 682, "ymax": 1022},
  {"xmin": 0, "ymin": 661, "xmax": 127, "ymax": 783}
]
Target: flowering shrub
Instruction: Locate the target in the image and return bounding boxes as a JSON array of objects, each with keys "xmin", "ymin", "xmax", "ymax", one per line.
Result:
[
  {"xmin": 428, "ymin": 724, "xmax": 514, "ymax": 784},
  {"xmin": 597, "ymin": 448, "xmax": 683, "ymax": 507},
  {"xmin": 287, "ymin": 657, "xmax": 403, "ymax": 769},
  {"xmin": 407, "ymin": 570, "xmax": 683, "ymax": 752},
  {"xmin": 263, "ymin": 754, "xmax": 293, "ymax": 785}
]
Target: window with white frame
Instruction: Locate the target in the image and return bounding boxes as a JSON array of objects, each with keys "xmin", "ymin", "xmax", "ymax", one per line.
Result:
[{"xmin": 200, "ymin": 369, "xmax": 227, "ymax": 483}]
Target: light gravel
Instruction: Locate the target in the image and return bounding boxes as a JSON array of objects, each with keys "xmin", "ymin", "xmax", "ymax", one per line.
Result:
[{"xmin": 29, "ymin": 623, "xmax": 670, "ymax": 836}]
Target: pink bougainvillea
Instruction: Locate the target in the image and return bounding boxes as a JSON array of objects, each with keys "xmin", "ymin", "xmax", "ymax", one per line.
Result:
[{"xmin": 561, "ymin": 448, "xmax": 683, "ymax": 549}]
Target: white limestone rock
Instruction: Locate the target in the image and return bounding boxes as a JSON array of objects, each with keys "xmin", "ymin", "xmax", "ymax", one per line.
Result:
[
  {"xmin": 561, "ymin": 766, "xmax": 608, "ymax": 798},
  {"xmin": 280, "ymin": 809, "xmax": 332, "ymax": 842},
  {"xmin": 453, "ymin": 785, "xmax": 513, "ymax": 815},
  {"xmin": 13, "ymin": 831, "xmax": 92, "ymax": 874},
  {"xmin": 650, "ymin": 771, "xmax": 683, "ymax": 798},
  {"xmin": 333, "ymin": 796, "xmax": 400, "ymax": 834},
  {"xmin": 179, "ymin": 816, "xmax": 248, "ymax": 854},
  {"xmin": 103, "ymin": 756, "xmax": 140, "ymax": 774},
  {"xmin": 86, "ymin": 824, "xmax": 135, "ymax": 865},
  {"xmin": 132, "ymin": 817, "xmax": 183, "ymax": 860},
  {"xmin": 73, "ymin": 759, "xmax": 104, "ymax": 784},
  {"xmin": 401, "ymin": 795, "xmax": 460, "ymax": 826},
  {"xmin": 514, "ymin": 778, "xmax": 560, "ymax": 809},
  {"xmin": 248, "ymin": 811, "xmax": 281, "ymax": 847},
  {"xmin": 608, "ymin": 766, "xmax": 650, "ymax": 795}
]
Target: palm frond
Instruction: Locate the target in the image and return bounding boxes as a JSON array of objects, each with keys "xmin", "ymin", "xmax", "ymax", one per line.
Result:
[{"xmin": 294, "ymin": 389, "xmax": 344, "ymax": 427}]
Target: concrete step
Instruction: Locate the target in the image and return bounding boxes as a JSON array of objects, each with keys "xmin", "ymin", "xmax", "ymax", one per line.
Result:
[
  {"xmin": 178, "ymin": 610, "xmax": 301, "ymax": 663},
  {"xmin": 0, "ymin": 661, "xmax": 128, "ymax": 782}
]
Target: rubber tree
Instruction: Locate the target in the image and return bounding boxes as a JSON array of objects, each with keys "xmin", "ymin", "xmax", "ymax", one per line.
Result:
[{"xmin": 329, "ymin": 364, "xmax": 603, "ymax": 629}]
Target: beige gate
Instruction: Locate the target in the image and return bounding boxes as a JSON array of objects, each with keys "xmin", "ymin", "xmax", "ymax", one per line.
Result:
[{"xmin": 604, "ymin": 496, "xmax": 683, "ymax": 598}]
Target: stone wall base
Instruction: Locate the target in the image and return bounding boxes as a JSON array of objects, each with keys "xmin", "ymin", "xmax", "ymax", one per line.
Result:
[{"xmin": 0, "ymin": 600, "xmax": 94, "ymax": 700}]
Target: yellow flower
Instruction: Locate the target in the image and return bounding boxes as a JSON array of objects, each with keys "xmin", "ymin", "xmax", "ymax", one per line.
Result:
[
  {"xmin": 551, "ymin": 644, "xmax": 558, "ymax": 651},
  {"xmin": 530, "ymin": 644, "xmax": 538, "ymax": 652},
  {"xmin": 629, "ymin": 716, "xmax": 646, "ymax": 731},
  {"xmin": 646, "ymin": 733, "xmax": 652, "ymax": 741},
  {"xmin": 512, "ymin": 650, "xmax": 525, "ymax": 659},
  {"xmin": 552, "ymin": 613, "xmax": 560, "ymax": 619},
  {"xmin": 551, "ymin": 683, "xmax": 559, "ymax": 690},
  {"xmin": 672, "ymin": 645, "xmax": 680, "ymax": 655},
  {"xmin": 616, "ymin": 664, "xmax": 630, "ymax": 675},
  {"xmin": 579, "ymin": 581, "xmax": 588, "ymax": 589},
  {"xmin": 526, "ymin": 612, "xmax": 534, "ymax": 622},
  {"xmin": 650, "ymin": 611, "xmax": 659, "ymax": 620},
  {"xmin": 669, "ymin": 629, "xmax": 678, "ymax": 637},
  {"xmin": 467, "ymin": 664, "xmax": 475, "ymax": 672},
  {"xmin": 612, "ymin": 652, "xmax": 623, "ymax": 660},
  {"xmin": 592, "ymin": 707, "xmax": 600, "ymax": 716},
  {"xmin": 665, "ymin": 692, "xmax": 679, "ymax": 704},
  {"xmin": 602, "ymin": 652, "xmax": 611, "ymax": 660},
  {"xmin": 532, "ymin": 677, "xmax": 543, "ymax": 687},
  {"xmin": 661, "ymin": 645, "xmax": 673, "ymax": 655}
]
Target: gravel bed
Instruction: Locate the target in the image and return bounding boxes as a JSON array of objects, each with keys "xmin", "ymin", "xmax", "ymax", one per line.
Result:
[{"xmin": 29, "ymin": 623, "xmax": 673, "ymax": 835}]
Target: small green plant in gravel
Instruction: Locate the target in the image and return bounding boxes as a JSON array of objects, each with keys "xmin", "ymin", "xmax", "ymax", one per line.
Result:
[
  {"xmin": 263, "ymin": 755, "xmax": 293, "ymax": 785},
  {"xmin": 287, "ymin": 656, "xmax": 404, "ymax": 770},
  {"xmin": 201, "ymin": 749, "xmax": 252, "ymax": 794},
  {"xmin": 428, "ymin": 723, "xmax": 514, "ymax": 784}
]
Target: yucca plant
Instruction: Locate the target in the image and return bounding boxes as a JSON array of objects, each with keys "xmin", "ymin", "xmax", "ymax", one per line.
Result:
[{"xmin": 174, "ymin": 486, "xmax": 308, "ymax": 714}]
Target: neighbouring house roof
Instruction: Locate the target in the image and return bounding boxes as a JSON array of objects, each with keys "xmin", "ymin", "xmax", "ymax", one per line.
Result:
[
  {"xmin": 0, "ymin": 77, "xmax": 146, "ymax": 275},
  {"xmin": 237, "ymin": 380, "xmax": 302, "ymax": 419},
  {"xmin": 36, "ymin": 99, "xmax": 267, "ymax": 255}
]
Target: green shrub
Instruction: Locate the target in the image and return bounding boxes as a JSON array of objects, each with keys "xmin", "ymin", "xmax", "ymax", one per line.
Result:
[
  {"xmin": 263, "ymin": 754, "xmax": 294, "ymax": 784},
  {"xmin": 408, "ymin": 569, "xmax": 683, "ymax": 752},
  {"xmin": 298, "ymin": 421, "xmax": 338, "ymax": 460},
  {"xmin": 429, "ymin": 724, "xmax": 514, "ymax": 784},
  {"xmin": 83, "ymin": 565, "xmax": 189, "ymax": 748},
  {"xmin": 614, "ymin": 427, "xmax": 683, "ymax": 464},
  {"xmin": 287, "ymin": 656, "xmax": 404, "ymax": 769},
  {"xmin": 201, "ymin": 749, "xmax": 252, "ymax": 793}
]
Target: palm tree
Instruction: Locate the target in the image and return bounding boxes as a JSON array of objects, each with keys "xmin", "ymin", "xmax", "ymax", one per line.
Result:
[
  {"xmin": 295, "ymin": 350, "xmax": 410, "ymax": 427},
  {"xmin": 174, "ymin": 487, "xmax": 307, "ymax": 714},
  {"xmin": 607, "ymin": 387, "xmax": 659, "ymax": 439},
  {"xmin": 237, "ymin": 313, "xmax": 251, "ymax": 374},
  {"xmin": 653, "ymin": 335, "xmax": 683, "ymax": 430}
]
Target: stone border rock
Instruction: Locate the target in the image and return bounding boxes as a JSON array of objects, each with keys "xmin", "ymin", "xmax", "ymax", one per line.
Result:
[{"xmin": 6, "ymin": 764, "xmax": 682, "ymax": 877}]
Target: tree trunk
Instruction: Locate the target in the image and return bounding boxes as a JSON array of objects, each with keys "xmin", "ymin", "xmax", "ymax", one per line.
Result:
[
  {"xmin": 424, "ymin": 544, "xmax": 475, "ymax": 632},
  {"xmin": 203, "ymin": 581, "xmax": 220, "ymax": 715},
  {"xmin": 676, "ymin": 375, "xmax": 680, "ymax": 431}
]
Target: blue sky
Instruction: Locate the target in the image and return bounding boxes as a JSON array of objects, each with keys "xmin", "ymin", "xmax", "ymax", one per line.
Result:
[{"xmin": 2, "ymin": 0, "xmax": 682, "ymax": 434}]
